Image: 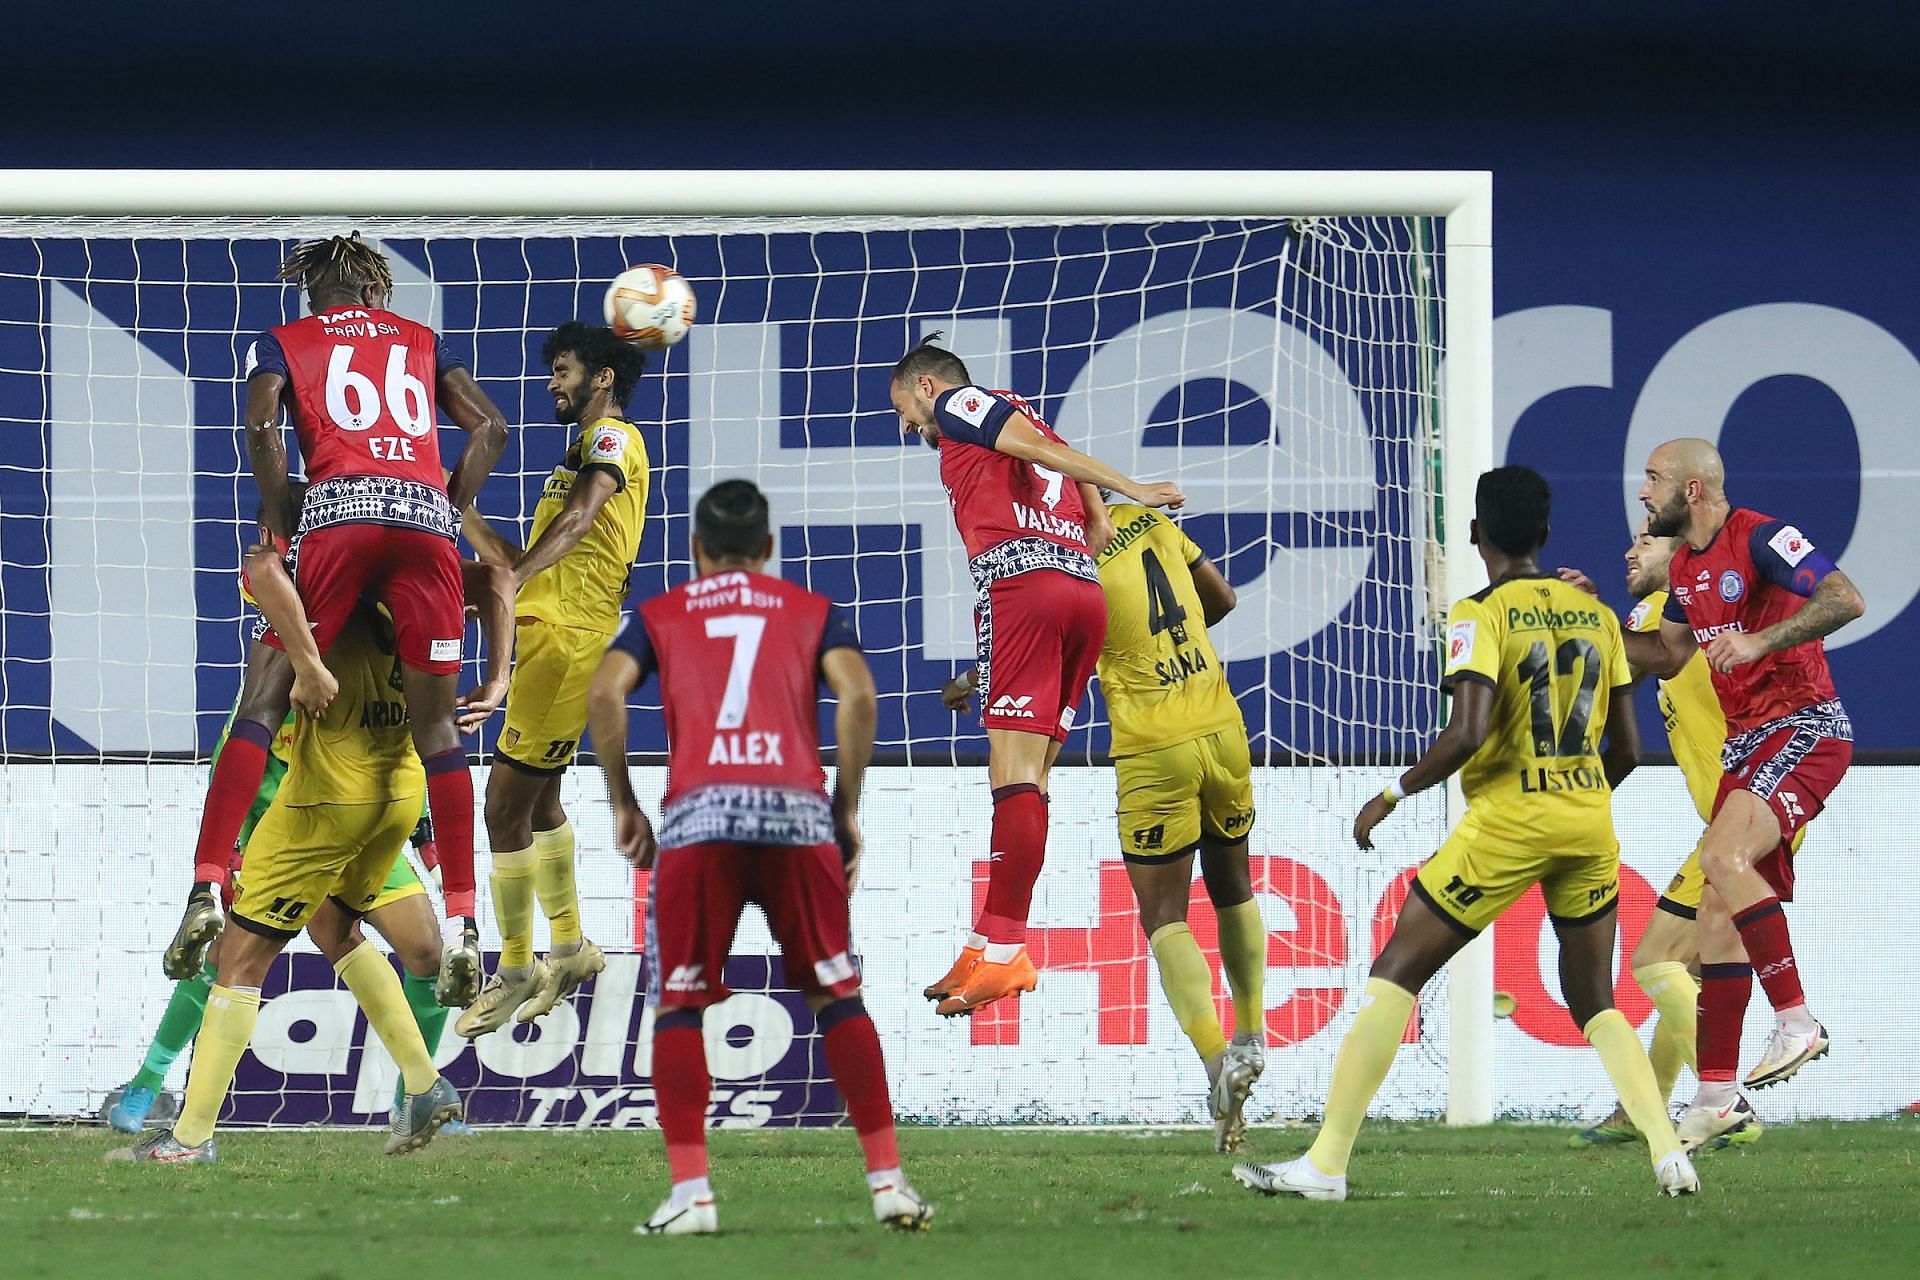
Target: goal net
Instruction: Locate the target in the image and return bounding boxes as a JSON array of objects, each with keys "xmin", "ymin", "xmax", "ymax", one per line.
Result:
[{"xmin": 0, "ymin": 172, "xmax": 1499, "ymax": 1129}]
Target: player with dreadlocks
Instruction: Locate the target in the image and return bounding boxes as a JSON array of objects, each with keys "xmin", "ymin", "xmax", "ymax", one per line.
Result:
[{"xmin": 163, "ymin": 233, "xmax": 512, "ymax": 1010}]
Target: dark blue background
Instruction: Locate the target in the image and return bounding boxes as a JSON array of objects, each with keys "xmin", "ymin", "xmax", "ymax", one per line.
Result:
[{"xmin": 4, "ymin": 1, "xmax": 1916, "ymax": 752}]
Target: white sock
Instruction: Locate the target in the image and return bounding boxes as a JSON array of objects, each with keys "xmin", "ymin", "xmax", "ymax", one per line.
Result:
[
  {"xmin": 867, "ymin": 1166, "xmax": 904, "ymax": 1192},
  {"xmin": 983, "ymin": 941, "xmax": 1024, "ymax": 964},
  {"xmin": 1694, "ymin": 1079, "xmax": 1738, "ymax": 1109},
  {"xmin": 670, "ymin": 1176, "xmax": 713, "ymax": 1207},
  {"xmin": 964, "ymin": 931, "xmax": 988, "ymax": 950},
  {"xmin": 1777, "ymin": 1005, "xmax": 1818, "ymax": 1036}
]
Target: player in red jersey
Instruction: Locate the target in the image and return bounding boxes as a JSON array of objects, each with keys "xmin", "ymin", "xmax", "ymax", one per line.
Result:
[
  {"xmin": 889, "ymin": 336, "xmax": 1185, "ymax": 1016},
  {"xmin": 1622, "ymin": 437, "xmax": 1864, "ymax": 1148},
  {"xmin": 167, "ymin": 234, "xmax": 510, "ymax": 1008},
  {"xmin": 587, "ymin": 480, "xmax": 931, "ymax": 1236}
]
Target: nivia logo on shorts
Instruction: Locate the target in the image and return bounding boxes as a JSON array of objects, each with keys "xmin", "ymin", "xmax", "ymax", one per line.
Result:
[{"xmin": 991, "ymin": 694, "xmax": 1037, "ymax": 718}]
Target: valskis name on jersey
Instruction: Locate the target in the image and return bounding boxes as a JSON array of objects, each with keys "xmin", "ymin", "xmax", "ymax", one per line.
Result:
[{"xmin": 1012, "ymin": 502, "xmax": 1084, "ymax": 543}]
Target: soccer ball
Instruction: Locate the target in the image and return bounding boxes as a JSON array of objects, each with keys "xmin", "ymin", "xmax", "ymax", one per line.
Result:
[{"xmin": 604, "ymin": 264, "xmax": 696, "ymax": 350}]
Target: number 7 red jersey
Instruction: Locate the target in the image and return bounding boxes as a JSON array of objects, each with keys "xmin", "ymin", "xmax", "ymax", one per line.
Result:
[
  {"xmin": 612, "ymin": 570, "xmax": 862, "ymax": 848},
  {"xmin": 244, "ymin": 305, "xmax": 463, "ymax": 491}
]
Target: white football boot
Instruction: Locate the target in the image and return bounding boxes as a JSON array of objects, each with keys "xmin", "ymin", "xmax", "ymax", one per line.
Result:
[
  {"xmin": 1744, "ymin": 1020, "xmax": 1829, "ymax": 1090},
  {"xmin": 1677, "ymin": 1094, "xmax": 1761, "ymax": 1152},
  {"xmin": 636, "ymin": 1194, "xmax": 718, "ymax": 1236},
  {"xmin": 1233, "ymin": 1155, "xmax": 1346, "ymax": 1202},
  {"xmin": 1655, "ymin": 1150, "xmax": 1701, "ymax": 1197},
  {"xmin": 1211, "ymin": 1036, "xmax": 1266, "ymax": 1153},
  {"xmin": 871, "ymin": 1178, "xmax": 935, "ymax": 1230}
]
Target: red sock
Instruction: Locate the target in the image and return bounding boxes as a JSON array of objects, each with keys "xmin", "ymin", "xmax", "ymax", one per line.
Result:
[
  {"xmin": 976, "ymin": 783, "xmax": 1046, "ymax": 945},
  {"xmin": 1696, "ymin": 963, "xmax": 1753, "ymax": 1083},
  {"xmin": 424, "ymin": 749, "xmax": 476, "ymax": 918},
  {"xmin": 819, "ymin": 998, "xmax": 900, "ymax": 1173},
  {"xmin": 652, "ymin": 1017, "xmax": 711, "ymax": 1183},
  {"xmin": 1731, "ymin": 898, "xmax": 1806, "ymax": 1012},
  {"xmin": 194, "ymin": 720, "xmax": 273, "ymax": 884}
]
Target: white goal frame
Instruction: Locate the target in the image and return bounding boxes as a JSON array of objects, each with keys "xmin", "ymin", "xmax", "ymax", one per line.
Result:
[{"xmin": 3, "ymin": 168, "xmax": 1495, "ymax": 1124}]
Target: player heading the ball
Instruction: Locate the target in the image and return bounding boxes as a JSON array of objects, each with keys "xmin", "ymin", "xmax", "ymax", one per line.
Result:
[
  {"xmin": 1234, "ymin": 466, "xmax": 1699, "ymax": 1202},
  {"xmin": 890, "ymin": 335, "xmax": 1183, "ymax": 1019},
  {"xmin": 588, "ymin": 480, "xmax": 931, "ymax": 1235}
]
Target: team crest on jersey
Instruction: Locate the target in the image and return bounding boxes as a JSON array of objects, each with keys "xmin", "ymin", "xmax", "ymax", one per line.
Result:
[
  {"xmin": 588, "ymin": 425, "xmax": 626, "ymax": 462},
  {"xmin": 1718, "ymin": 570, "xmax": 1746, "ymax": 602},
  {"xmin": 1447, "ymin": 620, "xmax": 1477, "ymax": 667}
]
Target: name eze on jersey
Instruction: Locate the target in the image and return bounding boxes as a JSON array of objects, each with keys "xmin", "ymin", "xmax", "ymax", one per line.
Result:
[{"xmin": 682, "ymin": 571, "xmax": 789, "ymax": 612}]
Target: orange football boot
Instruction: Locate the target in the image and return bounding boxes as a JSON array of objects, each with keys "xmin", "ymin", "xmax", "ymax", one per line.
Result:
[
  {"xmin": 935, "ymin": 948, "xmax": 1038, "ymax": 1017},
  {"xmin": 923, "ymin": 946, "xmax": 983, "ymax": 1001}
]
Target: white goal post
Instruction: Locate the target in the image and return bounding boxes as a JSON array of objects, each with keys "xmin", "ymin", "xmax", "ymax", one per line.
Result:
[{"xmin": 0, "ymin": 169, "xmax": 1493, "ymax": 1126}]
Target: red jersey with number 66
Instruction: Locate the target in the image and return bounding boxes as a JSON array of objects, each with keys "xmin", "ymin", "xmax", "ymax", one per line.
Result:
[
  {"xmin": 1662, "ymin": 506, "xmax": 1844, "ymax": 734},
  {"xmin": 244, "ymin": 305, "xmax": 462, "ymax": 490},
  {"xmin": 614, "ymin": 570, "xmax": 863, "ymax": 849}
]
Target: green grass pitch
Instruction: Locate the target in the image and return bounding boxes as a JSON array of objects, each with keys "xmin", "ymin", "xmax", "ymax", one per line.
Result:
[{"xmin": 8, "ymin": 1122, "xmax": 1919, "ymax": 1279}]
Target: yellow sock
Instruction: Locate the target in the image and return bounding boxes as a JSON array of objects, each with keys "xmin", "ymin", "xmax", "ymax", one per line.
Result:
[
  {"xmin": 335, "ymin": 941, "xmax": 438, "ymax": 1096},
  {"xmin": 1585, "ymin": 1008, "xmax": 1684, "ymax": 1164},
  {"xmin": 1214, "ymin": 898, "xmax": 1267, "ymax": 1037},
  {"xmin": 492, "ymin": 843, "xmax": 537, "ymax": 968},
  {"xmin": 532, "ymin": 821, "xmax": 582, "ymax": 948},
  {"xmin": 1635, "ymin": 961, "xmax": 1698, "ymax": 1102},
  {"xmin": 1149, "ymin": 922, "xmax": 1227, "ymax": 1062},
  {"xmin": 1306, "ymin": 977, "xmax": 1414, "ymax": 1178},
  {"xmin": 173, "ymin": 984, "xmax": 260, "ymax": 1146}
]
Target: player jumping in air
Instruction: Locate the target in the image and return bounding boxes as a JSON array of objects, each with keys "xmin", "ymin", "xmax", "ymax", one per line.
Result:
[
  {"xmin": 110, "ymin": 493, "xmax": 514, "ymax": 1134},
  {"xmin": 1608, "ymin": 438, "xmax": 1862, "ymax": 1150},
  {"xmin": 890, "ymin": 336, "xmax": 1183, "ymax": 1017},
  {"xmin": 114, "ymin": 540, "xmax": 512, "ymax": 1163},
  {"xmin": 1234, "ymin": 467, "xmax": 1699, "ymax": 1201},
  {"xmin": 168, "ymin": 234, "xmax": 511, "ymax": 1008},
  {"xmin": 1560, "ymin": 520, "xmax": 1803, "ymax": 1149},
  {"xmin": 942, "ymin": 500, "xmax": 1269, "ymax": 1149},
  {"xmin": 457, "ymin": 323, "xmax": 652, "ymax": 1037},
  {"xmin": 588, "ymin": 480, "xmax": 931, "ymax": 1235}
]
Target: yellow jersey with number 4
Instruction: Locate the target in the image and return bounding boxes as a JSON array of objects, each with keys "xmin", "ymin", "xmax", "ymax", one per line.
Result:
[
  {"xmin": 1627, "ymin": 589, "xmax": 1725, "ymax": 825},
  {"xmin": 515, "ymin": 416, "xmax": 651, "ymax": 634},
  {"xmin": 1093, "ymin": 505, "xmax": 1244, "ymax": 758},
  {"xmin": 1441, "ymin": 574, "xmax": 1631, "ymax": 848}
]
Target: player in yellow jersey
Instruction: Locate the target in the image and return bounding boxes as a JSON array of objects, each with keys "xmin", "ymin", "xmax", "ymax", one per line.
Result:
[
  {"xmin": 114, "ymin": 542, "xmax": 513, "ymax": 1164},
  {"xmin": 458, "ymin": 323, "xmax": 651, "ymax": 1035},
  {"xmin": 1233, "ymin": 467, "xmax": 1699, "ymax": 1201},
  {"xmin": 944, "ymin": 502, "xmax": 1271, "ymax": 1151},
  {"xmin": 1560, "ymin": 521, "xmax": 1800, "ymax": 1147}
]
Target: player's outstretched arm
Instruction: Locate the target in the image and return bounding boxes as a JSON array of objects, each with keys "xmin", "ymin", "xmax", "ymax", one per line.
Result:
[
  {"xmin": 1599, "ymin": 684, "xmax": 1641, "ymax": 788},
  {"xmin": 1190, "ymin": 555, "xmax": 1237, "ymax": 626},
  {"xmin": 940, "ymin": 666, "xmax": 979, "ymax": 712},
  {"xmin": 1353, "ymin": 679, "xmax": 1491, "ymax": 850},
  {"xmin": 991, "ymin": 414, "xmax": 1185, "ymax": 510},
  {"xmin": 821, "ymin": 646, "xmax": 878, "ymax": 885},
  {"xmin": 1627, "ymin": 618, "xmax": 1697, "ymax": 680},
  {"xmin": 459, "ymin": 504, "xmax": 521, "ymax": 568},
  {"xmin": 587, "ymin": 648, "xmax": 655, "ymax": 868},
  {"xmin": 455, "ymin": 560, "xmax": 515, "ymax": 732},
  {"xmin": 1080, "ymin": 483, "xmax": 1117, "ymax": 555},
  {"xmin": 1711, "ymin": 568, "xmax": 1866, "ymax": 673},
  {"xmin": 510, "ymin": 470, "xmax": 620, "ymax": 590},
  {"xmin": 242, "ymin": 542, "xmax": 337, "ymax": 717},
  {"xmin": 243, "ymin": 371, "xmax": 296, "ymax": 541},
  {"xmin": 437, "ymin": 366, "xmax": 511, "ymax": 513}
]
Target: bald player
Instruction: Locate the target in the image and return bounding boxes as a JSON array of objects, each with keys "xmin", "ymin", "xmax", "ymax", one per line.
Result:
[{"xmin": 1614, "ymin": 438, "xmax": 1863, "ymax": 1149}]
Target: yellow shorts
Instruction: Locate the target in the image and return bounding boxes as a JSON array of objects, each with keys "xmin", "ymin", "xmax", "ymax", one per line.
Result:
[
  {"xmin": 497, "ymin": 619, "xmax": 610, "ymax": 773},
  {"xmin": 1114, "ymin": 725, "xmax": 1256, "ymax": 863},
  {"xmin": 1414, "ymin": 822, "xmax": 1619, "ymax": 935},
  {"xmin": 231, "ymin": 798, "xmax": 421, "ymax": 938},
  {"xmin": 1658, "ymin": 824, "xmax": 1808, "ymax": 916}
]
